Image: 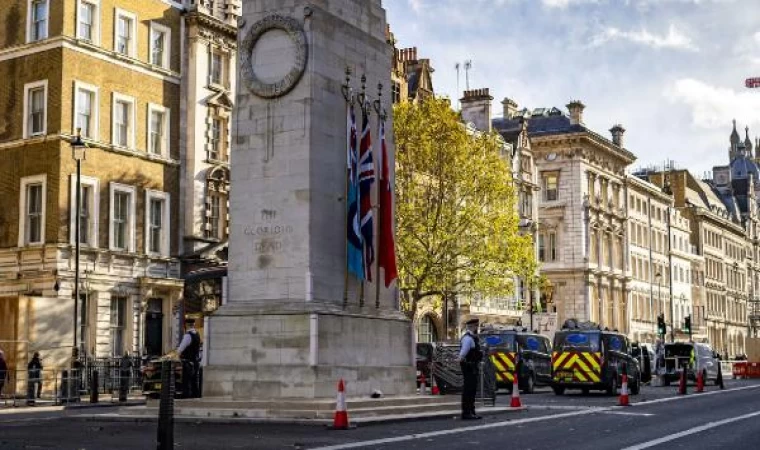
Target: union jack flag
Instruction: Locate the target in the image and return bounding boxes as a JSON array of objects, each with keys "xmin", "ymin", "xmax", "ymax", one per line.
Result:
[{"xmin": 359, "ymin": 108, "xmax": 375, "ymax": 281}]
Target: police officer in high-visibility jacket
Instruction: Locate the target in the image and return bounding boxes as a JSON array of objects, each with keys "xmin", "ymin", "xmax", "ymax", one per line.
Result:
[{"xmin": 458, "ymin": 318, "xmax": 483, "ymax": 420}]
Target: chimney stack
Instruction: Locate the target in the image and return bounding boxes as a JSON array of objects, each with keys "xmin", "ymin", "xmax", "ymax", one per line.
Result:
[
  {"xmin": 460, "ymin": 88, "xmax": 494, "ymax": 132},
  {"xmin": 610, "ymin": 124, "xmax": 626, "ymax": 147},
  {"xmin": 501, "ymin": 98, "xmax": 519, "ymax": 119},
  {"xmin": 566, "ymin": 100, "xmax": 586, "ymax": 126}
]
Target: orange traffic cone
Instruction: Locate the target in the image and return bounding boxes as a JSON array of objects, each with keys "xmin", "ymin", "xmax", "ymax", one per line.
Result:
[
  {"xmin": 510, "ymin": 371, "xmax": 522, "ymax": 408},
  {"xmin": 332, "ymin": 379, "xmax": 350, "ymax": 430},
  {"xmin": 696, "ymin": 370, "xmax": 704, "ymax": 393},
  {"xmin": 419, "ymin": 372, "xmax": 427, "ymax": 395},
  {"xmin": 431, "ymin": 373, "xmax": 440, "ymax": 395},
  {"xmin": 619, "ymin": 373, "xmax": 630, "ymax": 406}
]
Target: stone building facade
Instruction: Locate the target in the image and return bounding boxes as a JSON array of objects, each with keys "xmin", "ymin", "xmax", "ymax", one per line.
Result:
[
  {"xmin": 0, "ymin": 0, "xmax": 244, "ymax": 372},
  {"xmin": 494, "ymin": 101, "xmax": 635, "ymax": 332}
]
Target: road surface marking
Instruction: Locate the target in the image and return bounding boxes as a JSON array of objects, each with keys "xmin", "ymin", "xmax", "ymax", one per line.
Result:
[
  {"xmin": 621, "ymin": 410, "xmax": 760, "ymax": 450},
  {"xmin": 601, "ymin": 411, "xmax": 654, "ymax": 417},
  {"xmin": 311, "ymin": 409, "xmax": 603, "ymax": 450},
  {"xmin": 632, "ymin": 384, "xmax": 760, "ymax": 407}
]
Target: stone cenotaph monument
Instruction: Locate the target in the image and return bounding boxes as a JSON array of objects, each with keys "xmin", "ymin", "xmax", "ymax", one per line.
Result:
[{"xmin": 203, "ymin": 0, "xmax": 414, "ymax": 399}]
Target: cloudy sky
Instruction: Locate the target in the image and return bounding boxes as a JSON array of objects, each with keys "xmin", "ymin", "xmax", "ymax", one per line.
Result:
[{"xmin": 386, "ymin": 0, "xmax": 760, "ymax": 174}]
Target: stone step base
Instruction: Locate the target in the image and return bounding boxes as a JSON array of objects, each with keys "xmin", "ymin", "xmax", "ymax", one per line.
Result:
[{"xmin": 137, "ymin": 395, "xmax": 462, "ymax": 420}]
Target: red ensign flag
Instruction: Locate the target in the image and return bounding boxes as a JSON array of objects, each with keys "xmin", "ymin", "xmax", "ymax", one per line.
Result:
[{"xmin": 378, "ymin": 121, "xmax": 398, "ymax": 287}]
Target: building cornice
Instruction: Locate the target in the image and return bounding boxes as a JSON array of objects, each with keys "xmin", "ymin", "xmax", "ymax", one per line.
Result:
[{"xmin": 0, "ymin": 37, "xmax": 181, "ymax": 84}]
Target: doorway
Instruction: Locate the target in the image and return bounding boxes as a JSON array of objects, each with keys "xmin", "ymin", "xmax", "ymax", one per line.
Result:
[{"xmin": 144, "ymin": 298, "xmax": 163, "ymax": 357}]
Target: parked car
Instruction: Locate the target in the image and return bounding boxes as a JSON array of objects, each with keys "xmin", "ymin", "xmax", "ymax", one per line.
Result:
[
  {"xmin": 552, "ymin": 322, "xmax": 641, "ymax": 396},
  {"xmin": 662, "ymin": 342, "xmax": 720, "ymax": 385},
  {"xmin": 481, "ymin": 326, "xmax": 552, "ymax": 394},
  {"xmin": 631, "ymin": 342, "xmax": 655, "ymax": 384}
]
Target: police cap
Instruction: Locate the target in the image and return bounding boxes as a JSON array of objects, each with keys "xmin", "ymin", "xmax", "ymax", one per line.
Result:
[{"xmin": 465, "ymin": 318, "xmax": 480, "ymax": 326}]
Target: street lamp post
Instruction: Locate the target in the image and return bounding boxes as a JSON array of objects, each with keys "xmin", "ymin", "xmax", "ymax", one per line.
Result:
[
  {"xmin": 71, "ymin": 129, "xmax": 86, "ymax": 355},
  {"xmin": 655, "ymin": 272, "xmax": 662, "ymax": 340}
]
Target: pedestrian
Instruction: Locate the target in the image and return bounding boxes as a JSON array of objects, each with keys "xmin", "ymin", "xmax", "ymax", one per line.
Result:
[
  {"xmin": 28, "ymin": 352, "xmax": 43, "ymax": 399},
  {"xmin": 458, "ymin": 318, "xmax": 483, "ymax": 420},
  {"xmin": 0, "ymin": 349, "xmax": 8, "ymax": 398},
  {"xmin": 176, "ymin": 317, "xmax": 202, "ymax": 398}
]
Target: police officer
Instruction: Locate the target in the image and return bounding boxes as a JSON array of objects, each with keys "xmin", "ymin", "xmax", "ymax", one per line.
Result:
[
  {"xmin": 176, "ymin": 318, "xmax": 202, "ymax": 398},
  {"xmin": 458, "ymin": 318, "xmax": 483, "ymax": 420}
]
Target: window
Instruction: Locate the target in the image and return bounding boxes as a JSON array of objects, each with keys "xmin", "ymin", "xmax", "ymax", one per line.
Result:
[
  {"xmin": 109, "ymin": 183, "xmax": 135, "ymax": 252},
  {"xmin": 210, "ymin": 51, "xmax": 223, "ymax": 85},
  {"xmin": 78, "ymin": 294, "xmax": 89, "ymax": 351},
  {"xmin": 78, "ymin": 1, "xmax": 99, "ymax": 42},
  {"xmin": 205, "ymin": 168, "xmax": 229, "ymax": 240},
  {"xmin": 548, "ymin": 232, "xmax": 557, "ymax": 262},
  {"xmin": 538, "ymin": 233, "xmax": 545, "ymax": 262},
  {"xmin": 148, "ymin": 104, "xmax": 169, "ymax": 155},
  {"xmin": 19, "ymin": 175, "xmax": 46, "ymax": 247},
  {"xmin": 70, "ymin": 175, "xmax": 99, "ymax": 247},
  {"xmin": 150, "ymin": 23, "xmax": 171, "ymax": 68},
  {"xmin": 28, "ymin": 0, "xmax": 48, "ymax": 42},
  {"xmin": 114, "ymin": 9, "xmax": 136, "ymax": 57},
  {"xmin": 74, "ymin": 81, "xmax": 98, "ymax": 139},
  {"xmin": 392, "ymin": 81, "xmax": 402, "ymax": 104},
  {"xmin": 209, "ymin": 117, "xmax": 224, "ymax": 160},
  {"xmin": 24, "ymin": 81, "xmax": 47, "ymax": 138},
  {"xmin": 110, "ymin": 296, "xmax": 127, "ymax": 357},
  {"xmin": 145, "ymin": 190, "xmax": 170, "ymax": 256},
  {"xmin": 26, "ymin": 183, "xmax": 43, "ymax": 244},
  {"xmin": 543, "ymin": 172, "xmax": 558, "ymax": 201},
  {"xmin": 112, "ymin": 93, "xmax": 135, "ymax": 148},
  {"xmin": 521, "ymin": 191, "xmax": 532, "ymax": 218},
  {"xmin": 208, "ymin": 194, "xmax": 221, "ymax": 239}
]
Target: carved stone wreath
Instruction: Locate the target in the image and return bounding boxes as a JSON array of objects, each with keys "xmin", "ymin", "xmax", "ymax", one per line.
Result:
[{"xmin": 240, "ymin": 14, "xmax": 308, "ymax": 99}]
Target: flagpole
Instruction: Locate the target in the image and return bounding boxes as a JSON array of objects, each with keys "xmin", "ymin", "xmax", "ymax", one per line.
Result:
[
  {"xmin": 373, "ymin": 84, "xmax": 385, "ymax": 309},
  {"xmin": 341, "ymin": 68, "xmax": 352, "ymax": 309}
]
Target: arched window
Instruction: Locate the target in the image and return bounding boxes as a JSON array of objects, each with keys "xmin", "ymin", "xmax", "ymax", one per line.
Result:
[
  {"xmin": 417, "ymin": 315, "xmax": 438, "ymax": 343},
  {"xmin": 205, "ymin": 166, "xmax": 230, "ymax": 240}
]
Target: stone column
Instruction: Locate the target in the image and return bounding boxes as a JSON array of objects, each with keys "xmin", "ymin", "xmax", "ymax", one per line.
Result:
[{"xmin": 204, "ymin": 0, "xmax": 413, "ymax": 400}]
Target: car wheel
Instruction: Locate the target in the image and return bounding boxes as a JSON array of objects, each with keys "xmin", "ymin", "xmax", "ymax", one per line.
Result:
[
  {"xmin": 523, "ymin": 373, "xmax": 535, "ymax": 394},
  {"xmin": 630, "ymin": 376, "xmax": 640, "ymax": 395},
  {"xmin": 606, "ymin": 374, "xmax": 618, "ymax": 396},
  {"xmin": 552, "ymin": 386, "xmax": 565, "ymax": 396}
]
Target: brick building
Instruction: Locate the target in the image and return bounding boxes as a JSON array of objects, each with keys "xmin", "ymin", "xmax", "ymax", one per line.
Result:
[{"xmin": 0, "ymin": 0, "xmax": 238, "ymax": 372}]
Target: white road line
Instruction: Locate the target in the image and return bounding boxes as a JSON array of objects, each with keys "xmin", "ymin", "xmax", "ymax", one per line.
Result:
[
  {"xmin": 632, "ymin": 384, "xmax": 760, "ymax": 407},
  {"xmin": 311, "ymin": 409, "xmax": 603, "ymax": 450},
  {"xmin": 601, "ymin": 411, "xmax": 654, "ymax": 417},
  {"xmin": 621, "ymin": 410, "xmax": 760, "ymax": 450}
]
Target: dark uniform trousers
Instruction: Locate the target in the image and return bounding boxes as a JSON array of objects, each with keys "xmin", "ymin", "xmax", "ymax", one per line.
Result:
[{"xmin": 460, "ymin": 361, "xmax": 478, "ymax": 415}]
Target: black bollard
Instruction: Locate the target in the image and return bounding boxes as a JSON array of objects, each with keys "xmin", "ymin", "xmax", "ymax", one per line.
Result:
[
  {"xmin": 119, "ymin": 357, "xmax": 131, "ymax": 403},
  {"xmin": 26, "ymin": 377, "xmax": 35, "ymax": 406},
  {"xmin": 157, "ymin": 360, "xmax": 175, "ymax": 450},
  {"xmin": 90, "ymin": 370, "xmax": 99, "ymax": 404},
  {"xmin": 717, "ymin": 365, "xmax": 725, "ymax": 390},
  {"xmin": 59, "ymin": 370, "xmax": 69, "ymax": 405}
]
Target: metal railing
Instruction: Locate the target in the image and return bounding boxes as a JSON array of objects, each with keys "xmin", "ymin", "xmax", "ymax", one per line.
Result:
[{"xmin": 1, "ymin": 356, "xmax": 144, "ymax": 407}]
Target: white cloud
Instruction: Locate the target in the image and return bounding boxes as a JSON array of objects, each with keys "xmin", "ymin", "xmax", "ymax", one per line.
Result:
[
  {"xmin": 667, "ymin": 79, "xmax": 760, "ymax": 130},
  {"xmin": 590, "ymin": 24, "xmax": 698, "ymax": 51},
  {"xmin": 542, "ymin": 0, "xmax": 600, "ymax": 8}
]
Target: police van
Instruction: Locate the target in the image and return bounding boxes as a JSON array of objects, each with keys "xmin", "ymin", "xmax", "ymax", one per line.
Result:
[
  {"xmin": 481, "ymin": 326, "xmax": 552, "ymax": 394},
  {"xmin": 552, "ymin": 320, "xmax": 641, "ymax": 396}
]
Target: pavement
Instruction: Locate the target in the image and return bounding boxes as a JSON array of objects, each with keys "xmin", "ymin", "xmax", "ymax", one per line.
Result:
[{"xmin": 0, "ymin": 379, "xmax": 758, "ymax": 449}]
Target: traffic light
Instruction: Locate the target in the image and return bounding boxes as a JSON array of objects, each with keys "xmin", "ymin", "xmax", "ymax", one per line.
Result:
[
  {"xmin": 684, "ymin": 315, "xmax": 691, "ymax": 334},
  {"xmin": 657, "ymin": 313, "xmax": 666, "ymax": 336}
]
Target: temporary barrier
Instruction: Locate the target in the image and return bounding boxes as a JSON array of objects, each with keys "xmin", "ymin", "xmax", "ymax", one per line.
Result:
[
  {"xmin": 733, "ymin": 361, "xmax": 760, "ymax": 379},
  {"xmin": 431, "ymin": 343, "xmax": 497, "ymax": 406}
]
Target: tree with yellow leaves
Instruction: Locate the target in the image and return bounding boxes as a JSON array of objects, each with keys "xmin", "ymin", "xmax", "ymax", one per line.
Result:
[{"xmin": 394, "ymin": 98, "xmax": 537, "ymax": 327}]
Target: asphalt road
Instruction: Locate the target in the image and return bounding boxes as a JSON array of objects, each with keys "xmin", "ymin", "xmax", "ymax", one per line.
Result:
[{"xmin": 1, "ymin": 379, "xmax": 759, "ymax": 450}]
